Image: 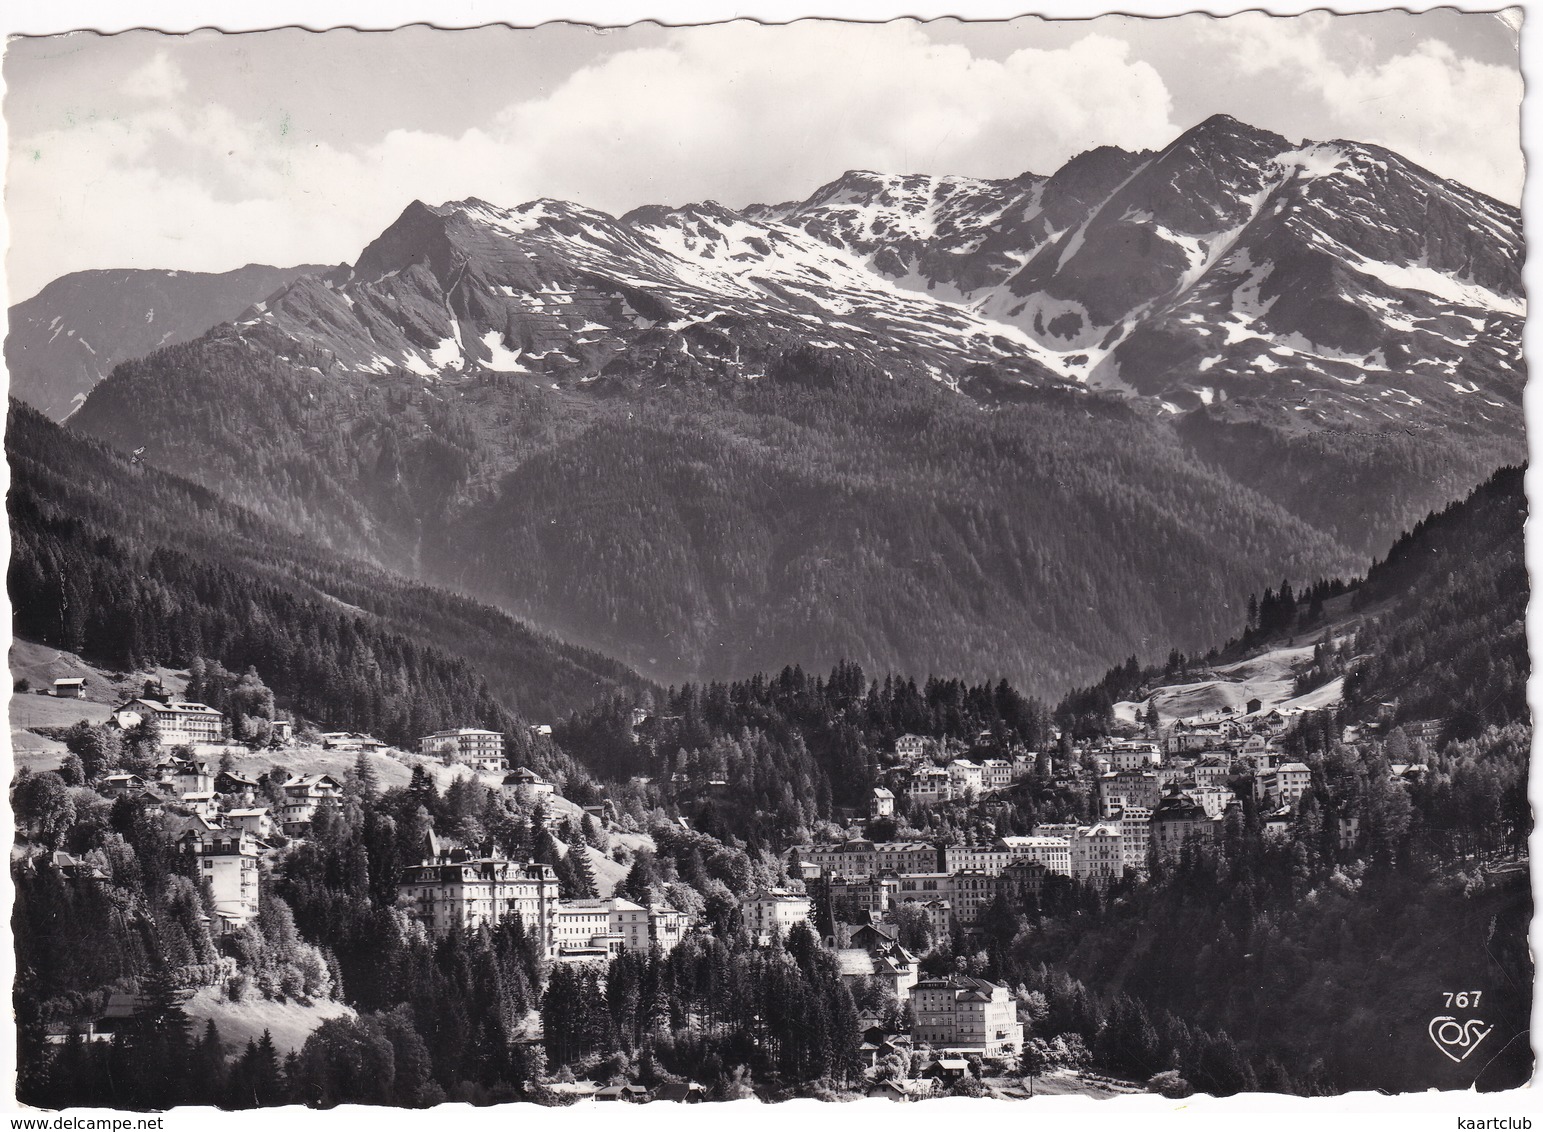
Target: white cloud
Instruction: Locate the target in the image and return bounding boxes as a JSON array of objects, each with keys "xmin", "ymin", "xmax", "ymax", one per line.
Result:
[
  {"xmin": 6, "ymin": 22, "xmax": 1178, "ymax": 297},
  {"xmin": 1196, "ymin": 13, "xmax": 1521, "ymax": 203},
  {"xmin": 488, "ymin": 24, "xmax": 1176, "ymax": 205},
  {"xmin": 5, "ymin": 17, "xmax": 1521, "ymax": 301},
  {"xmin": 122, "ymin": 51, "xmax": 188, "ymax": 101}
]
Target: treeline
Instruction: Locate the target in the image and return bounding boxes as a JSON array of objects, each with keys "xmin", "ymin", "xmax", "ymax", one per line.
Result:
[
  {"xmin": 7, "ymin": 400, "xmax": 653, "ymax": 727},
  {"xmin": 1240, "ymin": 577, "xmax": 1351, "ymax": 647},
  {"xmin": 70, "ymin": 317, "xmax": 1377, "ymax": 698},
  {"xmin": 1344, "ymin": 465, "xmax": 1527, "ymax": 740}
]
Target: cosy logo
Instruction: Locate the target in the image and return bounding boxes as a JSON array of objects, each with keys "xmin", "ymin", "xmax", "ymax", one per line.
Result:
[{"xmin": 1429, "ymin": 1016, "xmax": 1493, "ymax": 1063}]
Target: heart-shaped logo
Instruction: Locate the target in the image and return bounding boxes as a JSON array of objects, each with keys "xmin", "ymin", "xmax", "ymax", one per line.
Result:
[{"xmin": 1428, "ymin": 1016, "xmax": 1493, "ymax": 1062}]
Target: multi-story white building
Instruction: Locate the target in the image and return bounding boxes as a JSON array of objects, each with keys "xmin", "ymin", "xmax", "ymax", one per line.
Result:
[
  {"xmin": 948, "ymin": 870, "xmax": 996, "ymax": 927},
  {"xmin": 1191, "ymin": 756, "xmax": 1233, "ymax": 788},
  {"xmin": 996, "ymin": 835, "xmax": 1073, "ymax": 876},
  {"xmin": 1165, "ymin": 727, "xmax": 1229, "ymax": 756},
  {"xmin": 895, "ymin": 735, "xmax": 930, "ymax": 761},
  {"xmin": 419, "ymin": 728, "xmax": 507, "ymax": 772},
  {"xmin": 171, "ymin": 759, "xmax": 215, "ymax": 797},
  {"xmin": 1187, "ymin": 786, "xmax": 1235, "ymax": 819},
  {"xmin": 224, "ymin": 807, "xmax": 275, "ymax": 841},
  {"xmin": 745, "ymin": 890, "xmax": 814, "ymax": 942},
  {"xmin": 1099, "ymin": 770, "xmax": 1162, "ymax": 816},
  {"xmin": 188, "ymin": 828, "xmax": 261, "ymax": 931},
  {"xmin": 609, "ymin": 898, "xmax": 653, "ymax": 951},
  {"xmin": 1106, "ymin": 740, "xmax": 1162, "ymax": 771},
  {"xmin": 907, "ymin": 767, "xmax": 952, "ymax": 805},
  {"xmin": 1077, "ymin": 824, "xmax": 1125, "ymax": 887},
  {"xmin": 398, "ymin": 858, "xmax": 561, "ymax": 952},
  {"xmin": 870, "ymin": 787, "xmax": 895, "ymax": 818},
  {"xmin": 554, "ymin": 899, "xmax": 614, "ymax": 953},
  {"xmin": 1112, "ymin": 806, "xmax": 1151, "ymax": 873},
  {"xmin": 891, "ymin": 870, "xmax": 995, "ymax": 929},
  {"xmin": 1244, "ymin": 749, "xmax": 1280, "ymax": 776},
  {"xmin": 648, "ymin": 904, "xmax": 690, "ymax": 951},
  {"xmin": 280, "ymin": 773, "xmax": 344, "ymax": 832},
  {"xmin": 114, "ymin": 698, "xmax": 225, "ymax": 746},
  {"xmin": 946, "ymin": 760, "xmax": 984, "ymax": 796},
  {"xmin": 799, "ymin": 840, "xmax": 938, "ymax": 879},
  {"xmin": 1272, "ymin": 762, "xmax": 1312, "ymax": 807},
  {"xmin": 910, "ymin": 976, "xmax": 1023, "ymax": 1059},
  {"xmin": 940, "ymin": 844, "xmax": 1013, "ymax": 875},
  {"xmin": 1036, "ymin": 823, "xmax": 1124, "ymax": 888},
  {"xmin": 554, "ymin": 898, "xmax": 690, "ymax": 956},
  {"xmin": 1151, "ymin": 797, "xmax": 1224, "ymax": 861},
  {"xmin": 1240, "ymin": 735, "xmax": 1273, "ymax": 757},
  {"xmin": 978, "ymin": 759, "xmax": 1014, "ymax": 792}
]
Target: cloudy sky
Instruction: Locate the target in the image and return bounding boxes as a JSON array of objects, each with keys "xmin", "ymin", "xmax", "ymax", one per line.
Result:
[{"xmin": 3, "ymin": 10, "xmax": 1523, "ymax": 301}]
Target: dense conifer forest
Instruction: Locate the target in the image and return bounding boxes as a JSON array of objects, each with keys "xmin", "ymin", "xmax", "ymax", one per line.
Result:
[
  {"xmin": 68, "ymin": 328, "xmax": 1447, "ymax": 695},
  {"xmin": 7, "ymin": 402, "xmax": 652, "ymax": 738}
]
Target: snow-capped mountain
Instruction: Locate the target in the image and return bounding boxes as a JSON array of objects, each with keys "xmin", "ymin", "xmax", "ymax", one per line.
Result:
[
  {"xmin": 759, "ymin": 116, "xmax": 1523, "ymax": 427},
  {"xmin": 55, "ymin": 115, "xmax": 1525, "ymax": 693},
  {"xmin": 122, "ymin": 113, "xmax": 1517, "ymax": 443},
  {"xmin": 238, "ymin": 192, "xmax": 1068, "ymax": 396}
]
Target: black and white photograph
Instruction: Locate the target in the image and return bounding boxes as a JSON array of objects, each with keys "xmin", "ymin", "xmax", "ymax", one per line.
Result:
[{"xmin": 1, "ymin": 2, "xmax": 1534, "ymax": 1117}]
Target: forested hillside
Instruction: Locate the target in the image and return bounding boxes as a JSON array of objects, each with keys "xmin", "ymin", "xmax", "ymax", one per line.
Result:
[
  {"xmin": 1343, "ymin": 465, "xmax": 1528, "ymax": 738},
  {"xmin": 62, "ymin": 116, "xmax": 1523, "ymax": 696},
  {"xmin": 6, "ymin": 402, "xmax": 652, "ymax": 749},
  {"xmin": 1006, "ymin": 463, "xmax": 1533, "ymax": 1093},
  {"xmin": 72, "ymin": 332, "xmax": 1376, "ymax": 694},
  {"xmin": 1055, "ymin": 465, "xmax": 1527, "ymax": 744}
]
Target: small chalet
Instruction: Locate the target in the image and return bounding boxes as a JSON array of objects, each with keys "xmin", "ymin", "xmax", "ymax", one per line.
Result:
[
  {"xmin": 503, "ymin": 767, "xmax": 554, "ymax": 797},
  {"xmin": 99, "ymin": 772, "xmax": 147, "ymax": 797},
  {"xmin": 923, "ymin": 1058, "xmax": 971, "ymax": 1082},
  {"xmin": 215, "ymin": 770, "xmax": 261, "ymax": 800},
  {"xmin": 650, "ymin": 1081, "xmax": 705, "ymax": 1103},
  {"xmin": 52, "ymin": 678, "xmax": 86, "ymax": 699},
  {"xmin": 594, "ymin": 1084, "xmax": 649, "ymax": 1103},
  {"xmin": 50, "ymin": 850, "xmax": 106, "ymax": 882}
]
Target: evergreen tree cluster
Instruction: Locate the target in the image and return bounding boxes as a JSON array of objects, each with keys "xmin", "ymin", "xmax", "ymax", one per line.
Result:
[
  {"xmin": 7, "ymin": 400, "xmax": 653, "ymax": 729},
  {"xmin": 1343, "ymin": 466, "xmax": 1527, "ymax": 740},
  {"xmin": 541, "ymin": 923, "xmax": 860, "ymax": 1090},
  {"xmin": 559, "ymin": 660, "xmax": 1055, "ymax": 841},
  {"xmin": 68, "ymin": 323, "xmax": 1409, "ymax": 700}
]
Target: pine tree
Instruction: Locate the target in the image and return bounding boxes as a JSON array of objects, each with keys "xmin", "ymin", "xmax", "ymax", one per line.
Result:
[{"xmin": 354, "ymin": 749, "xmax": 381, "ymax": 802}]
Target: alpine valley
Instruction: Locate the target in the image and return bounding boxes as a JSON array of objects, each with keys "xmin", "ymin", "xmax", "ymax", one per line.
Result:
[{"xmin": 37, "ymin": 115, "xmax": 1525, "ymax": 696}]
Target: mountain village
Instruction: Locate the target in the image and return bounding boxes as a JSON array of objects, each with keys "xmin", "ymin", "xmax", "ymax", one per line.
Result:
[{"xmin": 14, "ymin": 650, "xmax": 1448, "ymax": 1100}]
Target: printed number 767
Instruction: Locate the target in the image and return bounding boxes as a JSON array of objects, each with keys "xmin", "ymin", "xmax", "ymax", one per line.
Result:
[{"xmin": 1442, "ymin": 992, "xmax": 1482, "ymax": 1008}]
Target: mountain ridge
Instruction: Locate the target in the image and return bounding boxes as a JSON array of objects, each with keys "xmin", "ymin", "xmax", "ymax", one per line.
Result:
[
  {"xmin": 54, "ymin": 113, "xmax": 1524, "ymax": 695},
  {"xmin": 6, "ymin": 263, "xmax": 330, "ymax": 421}
]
